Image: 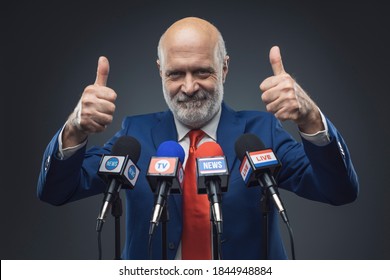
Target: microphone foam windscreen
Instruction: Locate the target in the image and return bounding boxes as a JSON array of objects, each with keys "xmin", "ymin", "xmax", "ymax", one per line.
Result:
[
  {"xmin": 196, "ymin": 141, "xmax": 224, "ymax": 157},
  {"xmin": 156, "ymin": 141, "xmax": 185, "ymax": 163},
  {"xmin": 111, "ymin": 136, "xmax": 141, "ymax": 163},
  {"xmin": 234, "ymin": 133, "xmax": 265, "ymax": 161}
]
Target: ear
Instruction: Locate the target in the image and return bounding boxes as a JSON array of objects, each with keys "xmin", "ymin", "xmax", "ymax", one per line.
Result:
[
  {"xmin": 156, "ymin": 59, "xmax": 162, "ymax": 77},
  {"xmin": 222, "ymin": 55, "xmax": 229, "ymax": 82}
]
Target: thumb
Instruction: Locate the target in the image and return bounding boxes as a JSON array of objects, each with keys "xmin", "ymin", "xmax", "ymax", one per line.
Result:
[
  {"xmin": 269, "ymin": 46, "xmax": 285, "ymax": 76},
  {"xmin": 94, "ymin": 56, "xmax": 110, "ymax": 86}
]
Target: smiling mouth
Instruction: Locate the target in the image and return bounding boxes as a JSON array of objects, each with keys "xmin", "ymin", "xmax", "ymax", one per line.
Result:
[
  {"xmin": 177, "ymin": 92, "xmax": 208, "ymax": 102},
  {"xmin": 178, "ymin": 99, "xmax": 206, "ymax": 109}
]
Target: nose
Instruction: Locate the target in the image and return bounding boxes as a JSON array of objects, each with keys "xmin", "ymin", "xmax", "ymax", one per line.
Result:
[{"xmin": 181, "ymin": 74, "xmax": 199, "ymax": 96}]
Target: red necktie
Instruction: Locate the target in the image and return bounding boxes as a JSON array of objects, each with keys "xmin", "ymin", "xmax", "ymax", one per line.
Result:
[{"xmin": 182, "ymin": 129, "xmax": 211, "ymax": 260}]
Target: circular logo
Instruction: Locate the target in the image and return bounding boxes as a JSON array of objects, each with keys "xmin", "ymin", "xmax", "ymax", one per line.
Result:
[
  {"xmin": 178, "ymin": 168, "xmax": 184, "ymax": 183},
  {"xmin": 155, "ymin": 159, "xmax": 170, "ymax": 172},
  {"xmin": 105, "ymin": 157, "xmax": 119, "ymax": 170},
  {"xmin": 128, "ymin": 165, "xmax": 137, "ymax": 180}
]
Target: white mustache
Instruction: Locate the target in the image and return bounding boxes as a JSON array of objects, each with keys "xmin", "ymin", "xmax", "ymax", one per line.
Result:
[{"xmin": 176, "ymin": 91, "xmax": 209, "ymax": 102}]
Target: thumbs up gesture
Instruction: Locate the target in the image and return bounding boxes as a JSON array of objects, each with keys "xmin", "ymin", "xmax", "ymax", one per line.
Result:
[
  {"xmin": 260, "ymin": 46, "xmax": 324, "ymax": 134},
  {"xmin": 63, "ymin": 56, "xmax": 117, "ymax": 148}
]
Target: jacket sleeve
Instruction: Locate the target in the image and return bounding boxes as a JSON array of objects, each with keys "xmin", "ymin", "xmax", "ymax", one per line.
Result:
[
  {"xmin": 37, "ymin": 121, "xmax": 130, "ymax": 206},
  {"xmin": 274, "ymin": 116, "xmax": 359, "ymax": 205}
]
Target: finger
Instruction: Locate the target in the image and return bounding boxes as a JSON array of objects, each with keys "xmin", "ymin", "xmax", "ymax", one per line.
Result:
[
  {"xmin": 91, "ymin": 111, "xmax": 114, "ymax": 127},
  {"xmin": 81, "ymin": 118, "xmax": 108, "ymax": 133},
  {"xmin": 95, "ymin": 87, "xmax": 117, "ymax": 102},
  {"xmin": 83, "ymin": 85, "xmax": 117, "ymax": 103},
  {"xmin": 269, "ymin": 46, "xmax": 285, "ymax": 76},
  {"xmin": 94, "ymin": 56, "xmax": 110, "ymax": 86},
  {"xmin": 260, "ymin": 76, "xmax": 280, "ymax": 92},
  {"xmin": 261, "ymin": 87, "xmax": 279, "ymax": 104},
  {"xmin": 79, "ymin": 110, "xmax": 113, "ymax": 132},
  {"xmin": 265, "ymin": 97, "xmax": 299, "ymax": 121},
  {"xmin": 95, "ymin": 99, "xmax": 116, "ymax": 115},
  {"xmin": 81, "ymin": 92, "xmax": 116, "ymax": 115}
]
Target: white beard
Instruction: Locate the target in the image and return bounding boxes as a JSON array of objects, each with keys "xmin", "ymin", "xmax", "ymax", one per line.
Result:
[{"xmin": 163, "ymin": 82, "xmax": 224, "ymax": 128}]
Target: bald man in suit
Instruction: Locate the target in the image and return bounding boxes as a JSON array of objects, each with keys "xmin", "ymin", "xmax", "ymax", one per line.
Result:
[{"xmin": 38, "ymin": 17, "xmax": 358, "ymax": 259}]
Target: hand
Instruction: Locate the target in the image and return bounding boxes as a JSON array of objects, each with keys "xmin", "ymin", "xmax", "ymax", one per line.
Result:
[
  {"xmin": 63, "ymin": 56, "xmax": 117, "ymax": 148},
  {"xmin": 259, "ymin": 46, "xmax": 324, "ymax": 134}
]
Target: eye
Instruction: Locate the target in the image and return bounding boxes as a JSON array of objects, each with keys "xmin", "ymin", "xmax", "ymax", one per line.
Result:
[
  {"xmin": 166, "ymin": 71, "xmax": 183, "ymax": 79},
  {"xmin": 195, "ymin": 69, "xmax": 213, "ymax": 78}
]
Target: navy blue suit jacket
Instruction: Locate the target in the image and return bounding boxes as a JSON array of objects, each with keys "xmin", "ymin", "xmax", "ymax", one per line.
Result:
[{"xmin": 37, "ymin": 102, "xmax": 358, "ymax": 259}]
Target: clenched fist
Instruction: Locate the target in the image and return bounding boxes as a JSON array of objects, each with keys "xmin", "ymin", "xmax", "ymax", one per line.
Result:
[
  {"xmin": 63, "ymin": 56, "xmax": 117, "ymax": 148},
  {"xmin": 260, "ymin": 46, "xmax": 324, "ymax": 134}
]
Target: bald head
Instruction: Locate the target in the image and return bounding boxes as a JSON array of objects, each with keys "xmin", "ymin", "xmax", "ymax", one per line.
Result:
[{"xmin": 157, "ymin": 17, "xmax": 227, "ymax": 67}]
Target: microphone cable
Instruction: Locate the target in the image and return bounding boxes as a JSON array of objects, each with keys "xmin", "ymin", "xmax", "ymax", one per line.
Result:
[
  {"xmin": 265, "ymin": 183, "xmax": 296, "ymax": 260},
  {"xmin": 286, "ymin": 219, "xmax": 296, "ymax": 260},
  {"xmin": 264, "ymin": 183, "xmax": 295, "ymax": 260},
  {"xmin": 97, "ymin": 230, "xmax": 103, "ymax": 260},
  {"xmin": 269, "ymin": 188, "xmax": 296, "ymax": 260},
  {"xmin": 216, "ymin": 231, "xmax": 223, "ymax": 260},
  {"xmin": 268, "ymin": 188, "xmax": 295, "ymax": 260},
  {"xmin": 148, "ymin": 232, "xmax": 153, "ymax": 260}
]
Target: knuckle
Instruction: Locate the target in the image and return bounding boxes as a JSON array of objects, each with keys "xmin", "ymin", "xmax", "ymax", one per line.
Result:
[
  {"xmin": 81, "ymin": 96, "xmax": 94, "ymax": 107},
  {"xmin": 277, "ymin": 112, "xmax": 289, "ymax": 122},
  {"xmin": 101, "ymin": 89, "xmax": 116, "ymax": 102},
  {"xmin": 281, "ymin": 73, "xmax": 292, "ymax": 81},
  {"xmin": 110, "ymin": 103, "xmax": 116, "ymax": 114},
  {"xmin": 111, "ymin": 91, "xmax": 118, "ymax": 101},
  {"xmin": 261, "ymin": 93, "xmax": 268, "ymax": 103},
  {"xmin": 262, "ymin": 91, "xmax": 274, "ymax": 103},
  {"xmin": 84, "ymin": 85, "xmax": 96, "ymax": 93},
  {"xmin": 286, "ymin": 90, "xmax": 296, "ymax": 100},
  {"xmin": 281, "ymin": 100, "xmax": 297, "ymax": 114},
  {"xmin": 280, "ymin": 75, "xmax": 294, "ymax": 87},
  {"xmin": 79, "ymin": 110, "xmax": 90, "ymax": 120},
  {"xmin": 106, "ymin": 115, "xmax": 113, "ymax": 124},
  {"xmin": 259, "ymin": 82, "xmax": 266, "ymax": 92},
  {"xmin": 281, "ymin": 80, "xmax": 294, "ymax": 91},
  {"xmin": 274, "ymin": 111, "xmax": 283, "ymax": 120}
]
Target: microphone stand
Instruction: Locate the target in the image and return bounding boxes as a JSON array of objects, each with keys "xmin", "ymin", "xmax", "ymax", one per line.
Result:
[
  {"xmin": 211, "ymin": 219, "xmax": 222, "ymax": 260},
  {"xmin": 210, "ymin": 200, "xmax": 222, "ymax": 260},
  {"xmin": 260, "ymin": 187, "xmax": 270, "ymax": 260},
  {"xmin": 111, "ymin": 193, "xmax": 123, "ymax": 260},
  {"xmin": 161, "ymin": 205, "xmax": 169, "ymax": 260}
]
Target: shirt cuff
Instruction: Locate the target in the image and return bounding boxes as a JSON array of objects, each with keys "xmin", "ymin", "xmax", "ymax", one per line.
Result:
[
  {"xmin": 299, "ymin": 109, "xmax": 330, "ymax": 146},
  {"xmin": 57, "ymin": 123, "xmax": 87, "ymax": 160}
]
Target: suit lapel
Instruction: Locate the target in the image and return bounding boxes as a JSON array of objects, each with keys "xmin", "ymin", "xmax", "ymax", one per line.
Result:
[
  {"xmin": 217, "ymin": 103, "xmax": 246, "ymax": 172},
  {"xmin": 151, "ymin": 110, "xmax": 178, "ymax": 149},
  {"xmin": 150, "ymin": 110, "xmax": 184, "ymax": 223}
]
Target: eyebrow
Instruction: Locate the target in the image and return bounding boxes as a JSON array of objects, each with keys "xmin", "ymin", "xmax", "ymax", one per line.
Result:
[
  {"xmin": 196, "ymin": 66, "xmax": 215, "ymax": 72},
  {"xmin": 165, "ymin": 66, "xmax": 216, "ymax": 73}
]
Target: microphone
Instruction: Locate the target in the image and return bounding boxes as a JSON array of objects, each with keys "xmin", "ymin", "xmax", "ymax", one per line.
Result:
[
  {"xmin": 234, "ymin": 133, "xmax": 288, "ymax": 223},
  {"xmin": 196, "ymin": 142, "xmax": 229, "ymax": 235},
  {"xmin": 96, "ymin": 136, "xmax": 141, "ymax": 232},
  {"xmin": 147, "ymin": 141, "xmax": 185, "ymax": 236}
]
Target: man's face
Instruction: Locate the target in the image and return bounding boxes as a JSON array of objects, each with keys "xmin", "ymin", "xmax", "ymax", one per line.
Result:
[{"xmin": 158, "ymin": 31, "xmax": 227, "ymax": 128}]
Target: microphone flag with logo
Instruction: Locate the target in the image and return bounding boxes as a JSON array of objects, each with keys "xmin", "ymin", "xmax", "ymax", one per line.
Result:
[
  {"xmin": 235, "ymin": 133, "xmax": 288, "ymax": 223},
  {"xmin": 196, "ymin": 141, "xmax": 229, "ymax": 235},
  {"xmin": 147, "ymin": 141, "xmax": 185, "ymax": 236},
  {"xmin": 96, "ymin": 135, "xmax": 141, "ymax": 232}
]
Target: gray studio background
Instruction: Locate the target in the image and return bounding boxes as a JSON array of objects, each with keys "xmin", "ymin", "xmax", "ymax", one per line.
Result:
[{"xmin": 2, "ymin": 0, "xmax": 389, "ymax": 259}]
